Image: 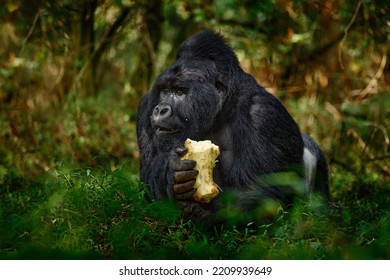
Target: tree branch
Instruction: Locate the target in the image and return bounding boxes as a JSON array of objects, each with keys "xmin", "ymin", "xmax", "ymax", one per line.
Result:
[
  {"xmin": 72, "ymin": 7, "xmax": 132, "ymax": 91},
  {"xmin": 94, "ymin": 7, "xmax": 132, "ymax": 63},
  {"xmin": 338, "ymin": 0, "xmax": 362, "ymax": 69}
]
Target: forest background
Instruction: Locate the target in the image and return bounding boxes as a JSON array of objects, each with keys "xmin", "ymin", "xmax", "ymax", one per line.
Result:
[{"xmin": 0, "ymin": 0, "xmax": 389, "ymax": 259}]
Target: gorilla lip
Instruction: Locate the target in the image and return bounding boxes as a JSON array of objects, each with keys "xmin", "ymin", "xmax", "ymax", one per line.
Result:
[{"xmin": 155, "ymin": 126, "xmax": 179, "ymax": 134}]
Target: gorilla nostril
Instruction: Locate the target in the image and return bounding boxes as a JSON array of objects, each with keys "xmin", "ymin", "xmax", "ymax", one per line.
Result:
[
  {"xmin": 158, "ymin": 105, "xmax": 172, "ymax": 117},
  {"xmin": 160, "ymin": 107, "xmax": 169, "ymax": 115}
]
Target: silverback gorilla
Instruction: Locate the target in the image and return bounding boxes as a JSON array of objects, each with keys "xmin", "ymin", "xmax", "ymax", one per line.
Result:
[{"xmin": 136, "ymin": 30, "xmax": 330, "ymax": 227}]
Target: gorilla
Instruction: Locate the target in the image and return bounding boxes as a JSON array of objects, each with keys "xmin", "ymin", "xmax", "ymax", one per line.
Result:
[{"xmin": 136, "ymin": 30, "xmax": 330, "ymax": 227}]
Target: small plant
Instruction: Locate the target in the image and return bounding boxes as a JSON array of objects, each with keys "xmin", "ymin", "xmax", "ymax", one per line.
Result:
[{"xmin": 1, "ymin": 164, "xmax": 389, "ymax": 260}]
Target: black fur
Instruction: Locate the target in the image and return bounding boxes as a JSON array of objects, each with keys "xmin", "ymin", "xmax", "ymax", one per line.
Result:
[{"xmin": 136, "ymin": 31, "xmax": 330, "ymax": 227}]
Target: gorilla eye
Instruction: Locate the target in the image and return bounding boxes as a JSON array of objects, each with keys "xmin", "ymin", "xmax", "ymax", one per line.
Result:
[
  {"xmin": 160, "ymin": 89, "xmax": 169, "ymax": 95},
  {"xmin": 176, "ymin": 90, "xmax": 184, "ymax": 96}
]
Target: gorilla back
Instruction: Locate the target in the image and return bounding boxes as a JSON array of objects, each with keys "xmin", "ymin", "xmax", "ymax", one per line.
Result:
[{"xmin": 136, "ymin": 30, "xmax": 330, "ymax": 226}]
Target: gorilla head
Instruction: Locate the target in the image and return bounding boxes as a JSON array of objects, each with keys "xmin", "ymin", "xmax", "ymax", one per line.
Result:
[{"xmin": 147, "ymin": 32, "xmax": 243, "ymax": 150}]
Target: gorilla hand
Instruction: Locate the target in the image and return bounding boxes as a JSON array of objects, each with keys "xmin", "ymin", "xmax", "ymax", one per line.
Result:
[
  {"xmin": 178, "ymin": 200, "xmax": 213, "ymax": 224},
  {"xmin": 170, "ymin": 148, "xmax": 214, "ymax": 225},
  {"xmin": 170, "ymin": 147, "xmax": 198, "ymax": 200}
]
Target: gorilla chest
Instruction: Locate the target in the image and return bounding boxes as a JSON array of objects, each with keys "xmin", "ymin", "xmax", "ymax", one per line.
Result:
[
  {"xmin": 204, "ymin": 126, "xmax": 234, "ymax": 187},
  {"xmin": 213, "ymin": 150, "xmax": 234, "ymax": 186}
]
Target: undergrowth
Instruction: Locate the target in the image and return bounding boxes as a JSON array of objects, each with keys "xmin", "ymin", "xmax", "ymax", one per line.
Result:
[{"xmin": 1, "ymin": 165, "xmax": 389, "ymax": 260}]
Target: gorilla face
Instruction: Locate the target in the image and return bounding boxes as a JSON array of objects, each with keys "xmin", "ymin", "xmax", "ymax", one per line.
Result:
[{"xmin": 149, "ymin": 60, "xmax": 224, "ymax": 143}]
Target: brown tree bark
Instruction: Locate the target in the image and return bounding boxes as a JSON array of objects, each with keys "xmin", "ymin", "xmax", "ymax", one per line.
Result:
[{"xmin": 130, "ymin": 0, "xmax": 163, "ymax": 97}]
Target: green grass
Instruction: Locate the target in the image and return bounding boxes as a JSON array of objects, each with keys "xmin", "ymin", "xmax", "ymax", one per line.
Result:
[{"xmin": 1, "ymin": 163, "xmax": 389, "ymax": 260}]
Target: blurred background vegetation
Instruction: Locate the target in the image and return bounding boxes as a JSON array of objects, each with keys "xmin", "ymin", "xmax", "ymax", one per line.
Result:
[{"xmin": 0, "ymin": 0, "xmax": 389, "ymax": 259}]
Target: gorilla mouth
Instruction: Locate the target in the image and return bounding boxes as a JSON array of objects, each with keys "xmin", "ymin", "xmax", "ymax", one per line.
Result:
[{"xmin": 155, "ymin": 126, "xmax": 179, "ymax": 135}]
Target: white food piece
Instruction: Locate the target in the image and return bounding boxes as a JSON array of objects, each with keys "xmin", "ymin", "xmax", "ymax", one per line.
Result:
[{"xmin": 182, "ymin": 139, "xmax": 221, "ymax": 203}]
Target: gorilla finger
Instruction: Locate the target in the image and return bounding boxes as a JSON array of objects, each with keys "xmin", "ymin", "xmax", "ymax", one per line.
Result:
[
  {"xmin": 175, "ymin": 188, "xmax": 197, "ymax": 200},
  {"xmin": 176, "ymin": 159, "xmax": 197, "ymax": 171},
  {"xmin": 173, "ymin": 179, "xmax": 196, "ymax": 194},
  {"xmin": 175, "ymin": 147, "xmax": 187, "ymax": 157},
  {"xmin": 174, "ymin": 170, "xmax": 199, "ymax": 183}
]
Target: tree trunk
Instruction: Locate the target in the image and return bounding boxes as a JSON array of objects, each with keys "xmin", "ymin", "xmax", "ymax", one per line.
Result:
[
  {"xmin": 79, "ymin": 0, "xmax": 98, "ymax": 97},
  {"xmin": 130, "ymin": 0, "xmax": 163, "ymax": 97}
]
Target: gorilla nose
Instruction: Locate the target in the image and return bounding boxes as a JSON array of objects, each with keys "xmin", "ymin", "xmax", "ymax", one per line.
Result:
[{"xmin": 153, "ymin": 104, "xmax": 172, "ymax": 121}]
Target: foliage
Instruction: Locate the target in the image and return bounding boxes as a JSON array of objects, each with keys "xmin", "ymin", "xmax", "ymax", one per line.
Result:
[
  {"xmin": 0, "ymin": 0, "xmax": 389, "ymax": 260},
  {"xmin": 1, "ymin": 165, "xmax": 389, "ymax": 260},
  {"xmin": 0, "ymin": 94, "xmax": 138, "ymax": 179}
]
